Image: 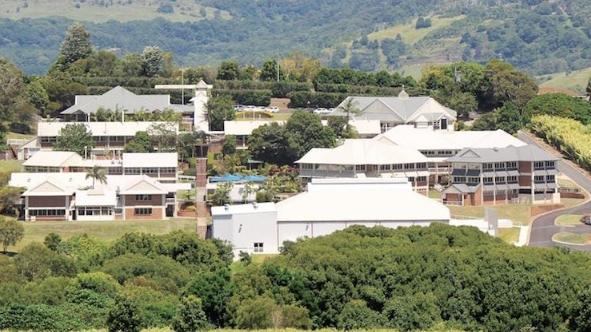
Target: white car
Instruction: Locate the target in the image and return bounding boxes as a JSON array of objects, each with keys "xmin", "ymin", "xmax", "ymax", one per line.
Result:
[
  {"xmin": 266, "ymin": 106, "xmax": 279, "ymax": 113},
  {"xmin": 313, "ymin": 108, "xmax": 332, "ymax": 115}
]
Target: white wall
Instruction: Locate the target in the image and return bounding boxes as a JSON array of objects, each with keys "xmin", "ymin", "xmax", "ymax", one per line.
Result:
[{"xmin": 213, "ymin": 210, "xmax": 278, "ymax": 256}]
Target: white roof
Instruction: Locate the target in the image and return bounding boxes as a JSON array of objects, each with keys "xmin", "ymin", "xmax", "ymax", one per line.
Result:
[
  {"xmin": 223, "ymin": 121, "xmax": 285, "ymax": 136},
  {"xmin": 122, "ymin": 153, "xmax": 177, "ymax": 168},
  {"xmin": 349, "ymin": 119, "xmax": 381, "ymax": 136},
  {"xmin": 11, "ymin": 173, "xmax": 171, "ymax": 197},
  {"xmin": 276, "ymin": 179, "xmax": 450, "ymax": 222},
  {"xmin": 37, "ymin": 121, "xmax": 179, "ymax": 137},
  {"xmin": 75, "ymin": 187, "xmax": 117, "ymax": 206},
  {"xmin": 22, "ymin": 179, "xmax": 74, "ymax": 197},
  {"xmin": 376, "ymin": 125, "xmax": 526, "ymax": 151},
  {"xmin": 212, "ymin": 202, "xmax": 277, "ymax": 216},
  {"xmin": 296, "ymin": 139, "xmax": 428, "ymax": 165},
  {"xmin": 23, "ymin": 151, "xmax": 85, "ymax": 168}
]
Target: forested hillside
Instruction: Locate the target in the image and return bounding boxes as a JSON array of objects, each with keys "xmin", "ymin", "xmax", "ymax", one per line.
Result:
[{"xmin": 2, "ymin": 0, "xmax": 591, "ymax": 75}]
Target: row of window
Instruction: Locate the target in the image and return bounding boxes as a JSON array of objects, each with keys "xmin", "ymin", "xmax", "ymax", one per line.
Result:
[
  {"xmin": 134, "ymin": 208, "xmax": 153, "ymax": 215},
  {"xmin": 29, "ymin": 209, "xmax": 66, "ymax": 216},
  {"xmin": 124, "ymin": 167, "xmax": 177, "ymax": 175},
  {"xmin": 534, "ymin": 175, "xmax": 556, "ymax": 183},
  {"xmin": 77, "ymin": 207, "xmax": 113, "ymax": 216},
  {"xmin": 482, "ymin": 176, "xmax": 518, "ymax": 185},
  {"xmin": 534, "ymin": 161, "xmax": 556, "ymax": 170},
  {"xmin": 421, "ymin": 150, "xmax": 456, "ymax": 157},
  {"xmin": 135, "ymin": 194, "xmax": 152, "ymax": 201},
  {"xmin": 483, "ymin": 162, "xmax": 518, "ymax": 171},
  {"xmin": 24, "ymin": 166, "xmax": 60, "ymax": 173}
]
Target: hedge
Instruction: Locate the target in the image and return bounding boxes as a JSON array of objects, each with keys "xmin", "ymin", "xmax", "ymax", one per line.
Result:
[
  {"xmin": 287, "ymin": 91, "xmax": 347, "ymax": 108},
  {"xmin": 212, "ymin": 89, "xmax": 272, "ymax": 106}
]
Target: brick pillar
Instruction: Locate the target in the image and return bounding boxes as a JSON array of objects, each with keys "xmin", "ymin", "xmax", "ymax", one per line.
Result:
[{"xmin": 195, "ymin": 158, "xmax": 209, "ymax": 239}]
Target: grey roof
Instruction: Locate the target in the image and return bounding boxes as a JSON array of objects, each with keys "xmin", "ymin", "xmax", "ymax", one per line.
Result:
[
  {"xmin": 443, "ymin": 183, "xmax": 479, "ymax": 194},
  {"xmin": 446, "ymin": 145, "xmax": 558, "ymax": 163},
  {"xmin": 61, "ymin": 86, "xmax": 172, "ymax": 115},
  {"xmin": 335, "ymin": 94, "xmax": 457, "ymax": 122}
]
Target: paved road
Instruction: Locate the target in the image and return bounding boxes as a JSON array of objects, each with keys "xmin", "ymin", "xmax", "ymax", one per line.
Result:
[{"xmin": 517, "ymin": 131, "xmax": 591, "ymax": 251}]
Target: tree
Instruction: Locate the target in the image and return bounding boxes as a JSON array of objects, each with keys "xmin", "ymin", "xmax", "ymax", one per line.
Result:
[
  {"xmin": 207, "ymin": 96, "xmax": 235, "ymax": 131},
  {"xmin": 260, "ymin": 59, "xmax": 284, "ymax": 82},
  {"xmin": 235, "ymin": 296, "xmax": 279, "ymax": 329},
  {"xmin": 284, "ymin": 111, "xmax": 336, "ymax": 158},
  {"xmin": 172, "ymin": 295, "xmax": 209, "ymax": 332},
  {"xmin": 586, "ymin": 79, "xmax": 591, "ymax": 101},
  {"xmin": 0, "ymin": 58, "xmax": 28, "ymax": 125},
  {"xmin": 124, "ymin": 131, "xmax": 153, "ymax": 153},
  {"xmin": 148, "ymin": 122, "xmax": 177, "ymax": 152},
  {"xmin": 25, "ymin": 80, "xmax": 50, "ymax": 117},
  {"xmin": 523, "ymin": 93, "xmax": 591, "ymax": 124},
  {"xmin": 337, "ymin": 300, "xmax": 386, "ymax": 330},
  {"xmin": 141, "ymin": 46, "xmax": 164, "ymax": 77},
  {"xmin": 55, "ymin": 23, "xmax": 93, "ymax": 69},
  {"xmin": 480, "ymin": 59, "xmax": 538, "ymax": 111},
  {"xmin": 44, "ymin": 233, "xmax": 62, "ymax": 252},
  {"xmin": 209, "ymin": 183, "xmax": 233, "ymax": 206},
  {"xmin": 0, "ymin": 186, "xmax": 24, "ymax": 217},
  {"xmin": 383, "ymin": 293, "xmax": 440, "ymax": 331},
  {"xmin": 54, "ymin": 123, "xmax": 94, "ymax": 156},
  {"xmin": 248, "ymin": 123, "xmax": 296, "ymax": 165},
  {"xmin": 217, "ymin": 60, "xmax": 240, "ymax": 80},
  {"xmin": 0, "ymin": 217, "xmax": 24, "ymax": 253},
  {"xmin": 222, "ymin": 135, "xmax": 237, "ymax": 155},
  {"xmin": 241, "ymin": 182, "xmax": 256, "ymax": 203},
  {"xmin": 107, "ymin": 297, "xmax": 141, "ymax": 332},
  {"xmin": 86, "ymin": 166, "xmax": 107, "ymax": 189},
  {"xmin": 281, "ymin": 51, "xmax": 320, "ymax": 82},
  {"xmin": 336, "ymin": 98, "xmax": 361, "ymax": 129}
]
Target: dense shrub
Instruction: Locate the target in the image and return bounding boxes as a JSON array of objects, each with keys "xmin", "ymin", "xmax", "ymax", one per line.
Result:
[
  {"xmin": 287, "ymin": 91, "xmax": 347, "ymax": 108},
  {"xmin": 212, "ymin": 89, "xmax": 271, "ymax": 106}
]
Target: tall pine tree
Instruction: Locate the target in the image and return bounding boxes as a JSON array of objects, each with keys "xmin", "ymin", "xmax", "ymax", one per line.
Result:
[{"xmin": 55, "ymin": 23, "xmax": 93, "ymax": 70}]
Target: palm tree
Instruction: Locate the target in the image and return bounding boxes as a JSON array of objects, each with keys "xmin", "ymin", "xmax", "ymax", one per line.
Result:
[
  {"xmin": 86, "ymin": 166, "xmax": 107, "ymax": 189},
  {"xmin": 337, "ymin": 98, "xmax": 361, "ymax": 131}
]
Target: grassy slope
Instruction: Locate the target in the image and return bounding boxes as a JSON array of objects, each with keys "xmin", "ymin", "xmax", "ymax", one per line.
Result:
[
  {"xmin": 12, "ymin": 219, "xmax": 197, "ymax": 252},
  {"xmin": 368, "ymin": 16, "xmax": 464, "ymax": 44},
  {"xmin": 0, "ymin": 160, "xmax": 22, "ymax": 173},
  {"xmin": 538, "ymin": 66, "xmax": 591, "ymax": 95},
  {"xmin": 0, "ymin": 0, "xmax": 230, "ymax": 23}
]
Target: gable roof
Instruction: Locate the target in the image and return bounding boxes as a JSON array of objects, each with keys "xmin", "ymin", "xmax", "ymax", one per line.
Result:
[
  {"xmin": 335, "ymin": 94, "xmax": 457, "ymax": 122},
  {"xmin": 37, "ymin": 121, "xmax": 179, "ymax": 137},
  {"xmin": 376, "ymin": 125, "xmax": 526, "ymax": 151},
  {"xmin": 23, "ymin": 179, "xmax": 73, "ymax": 196},
  {"xmin": 23, "ymin": 151, "xmax": 85, "ymax": 168},
  {"xmin": 296, "ymin": 139, "xmax": 428, "ymax": 165},
  {"xmin": 121, "ymin": 175, "xmax": 168, "ymax": 195},
  {"xmin": 446, "ymin": 145, "xmax": 558, "ymax": 163},
  {"xmin": 61, "ymin": 86, "xmax": 171, "ymax": 115}
]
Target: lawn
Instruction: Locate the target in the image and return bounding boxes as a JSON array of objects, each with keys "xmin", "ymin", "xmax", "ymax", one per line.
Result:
[
  {"xmin": 555, "ymin": 214, "xmax": 584, "ymax": 226},
  {"xmin": 13, "ymin": 218, "xmax": 197, "ymax": 252},
  {"xmin": 6, "ymin": 131, "xmax": 35, "ymax": 140},
  {"xmin": 449, "ymin": 204, "xmax": 533, "ymax": 226},
  {"xmin": 235, "ymin": 111, "xmax": 292, "ymax": 121},
  {"xmin": 497, "ymin": 227, "xmax": 521, "ymax": 244},
  {"xmin": 368, "ymin": 15, "xmax": 465, "ymax": 44},
  {"xmin": 552, "ymin": 232, "xmax": 591, "ymax": 245},
  {"xmin": 428, "ymin": 189, "xmax": 442, "ymax": 200},
  {"xmin": 0, "ymin": 160, "xmax": 22, "ymax": 173},
  {"xmin": 0, "ymin": 0, "xmax": 230, "ymax": 22},
  {"xmin": 538, "ymin": 66, "xmax": 591, "ymax": 95}
]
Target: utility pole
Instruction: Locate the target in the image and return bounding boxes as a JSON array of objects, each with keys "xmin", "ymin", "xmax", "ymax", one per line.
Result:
[{"xmin": 276, "ymin": 58, "xmax": 280, "ymax": 82}]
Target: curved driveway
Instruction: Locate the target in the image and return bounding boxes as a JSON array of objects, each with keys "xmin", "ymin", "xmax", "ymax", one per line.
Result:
[{"xmin": 517, "ymin": 132, "xmax": 591, "ymax": 251}]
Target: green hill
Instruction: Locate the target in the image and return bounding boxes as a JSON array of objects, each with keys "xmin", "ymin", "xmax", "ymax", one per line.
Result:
[{"xmin": 1, "ymin": 0, "xmax": 591, "ymax": 76}]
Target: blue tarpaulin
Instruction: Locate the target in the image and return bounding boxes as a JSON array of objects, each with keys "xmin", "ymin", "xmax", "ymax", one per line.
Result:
[{"xmin": 209, "ymin": 174, "xmax": 267, "ymax": 183}]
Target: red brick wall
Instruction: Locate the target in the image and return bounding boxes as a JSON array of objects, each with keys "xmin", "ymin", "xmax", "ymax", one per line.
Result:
[
  {"xmin": 519, "ymin": 176, "xmax": 532, "ymax": 186},
  {"xmin": 123, "ymin": 194, "xmax": 163, "ymax": 206},
  {"xmin": 196, "ymin": 158, "xmax": 208, "ymax": 187},
  {"xmin": 519, "ymin": 161, "xmax": 532, "ymax": 173},
  {"xmin": 28, "ymin": 196, "xmax": 67, "ymax": 208},
  {"xmin": 125, "ymin": 207, "xmax": 163, "ymax": 220}
]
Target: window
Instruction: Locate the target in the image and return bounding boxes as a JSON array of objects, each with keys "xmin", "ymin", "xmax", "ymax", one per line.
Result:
[
  {"xmin": 142, "ymin": 168, "xmax": 158, "ymax": 174},
  {"xmin": 534, "ymin": 175, "xmax": 545, "ymax": 183},
  {"xmin": 546, "ymin": 175, "xmax": 556, "ymax": 183},
  {"xmin": 134, "ymin": 208, "xmax": 152, "ymax": 215},
  {"xmin": 483, "ymin": 177, "xmax": 494, "ymax": 185},
  {"xmin": 545, "ymin": 161, "xmax": 555, "ymax": 169},
  {"xmin": 495, "ymin": 176, "xmax": 506, "ymax": 184},
  {"xmin": 468, "ymin": 177, "xmax": 480, "ymax": 184},
  {"xmin": 507, "ymin": 176, "xmax": 518, "ymax": 184},
  {"xmin": 380, "ymin": 164, "xmax": 391, "ymax": 171},
  {"xmin": 135, "ymin": 195, "xmax": 152, "ymax": 201},
  {"xmin": 404, "ymin": 163, "xmax": 414, "ymax": 170},
  {"xmin": 483, "ymin": 163, "xmax": 493, "ymax": 171},
  {"xmin": 494, "ymin": 162, "xmax": 506, "ymax": 170},
  {"xmin": 534, "ymin": 161, "xmax": 545, "ymax": 170},
  {"xmin": 30, "ymin": 209, "xmax": 65, "ymax": 216},
  {"xmin": 392, "ymin": 164, "xmax": 403, "ymax": 170},
  {"xmin": 417, "ymin": 176, "xmax": 427, "ymax": 182},
  {"xmin": 506, "ymin": 161, "xmax": 517, "ymax": 170},
  {"xmin": 453, "ymin": 176, "xmax": 465, "ymax": 183},
  {"xmin": 301, "ymin": 164, "xmax": 313, "ymax": 170},
  {"xmin": 355, "ymin": 165, "xmax": 365, "ymax": 171},
  {"xmin": 160, "ymin": 167, "xmax": 177, "ymax": 174},
  {"xmin": 124, "ymin": 167, "xmax": 141, "ymax": 175},
  {"xmin": 416, "ymin": 163, "xmax": 427, "ymax": 170},
  {"xmin": 254, "ymin": 242, "xmax": 264, "ymax": 253}
]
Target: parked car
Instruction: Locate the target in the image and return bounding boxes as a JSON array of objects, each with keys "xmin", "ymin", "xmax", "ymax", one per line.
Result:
[
  {"xmin": 581, "ymin": 215, "xmax": 591, "ymax": 225},
  {"xmin": 267, "ymin": 106, "xmax": 279, "ymax": 113},
  {"xmin": 313, "ymin": 108, "xmax": 332, "ymax": 115}
]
